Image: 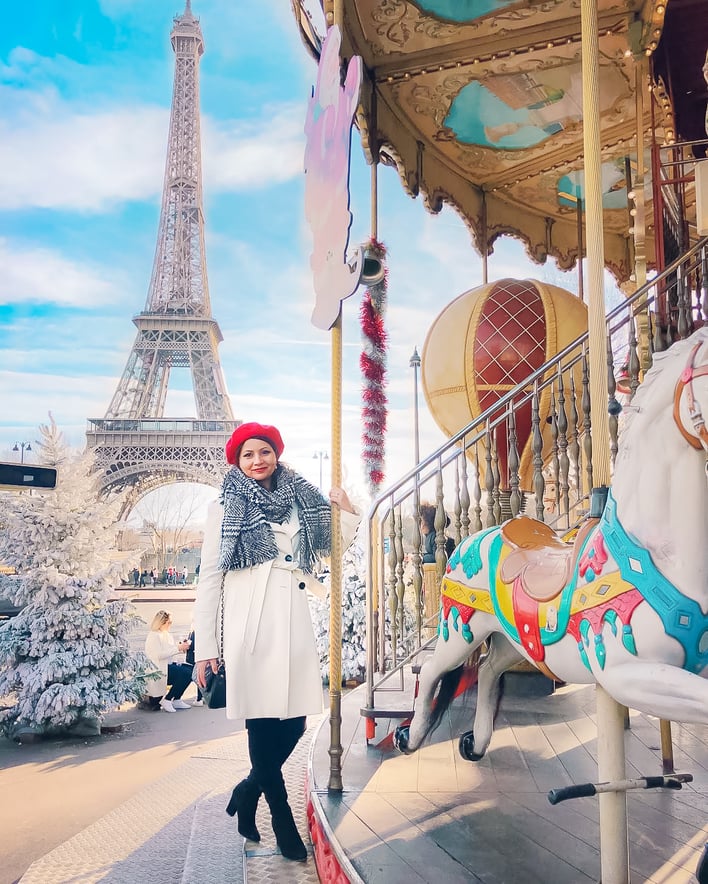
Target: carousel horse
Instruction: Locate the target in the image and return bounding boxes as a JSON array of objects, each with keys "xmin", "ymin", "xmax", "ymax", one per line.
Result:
[{"xmin": 395, "ymin": 326, "xmax": 708, "ymax": 759}]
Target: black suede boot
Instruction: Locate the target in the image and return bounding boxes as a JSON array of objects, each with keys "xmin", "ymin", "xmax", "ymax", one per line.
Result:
[
  {"xmin": 245, "ymin": 717, "xmax": 308, "ymax": 861},
  {"xmin": 263, "ymin": 777, "xmax": 307, "ymax": 862},
  {"xmin": 226, "ymin": 777, "xmax": 261, "ymax": 842}
]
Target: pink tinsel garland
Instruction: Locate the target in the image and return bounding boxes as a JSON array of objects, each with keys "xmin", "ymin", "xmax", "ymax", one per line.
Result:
[{"xmin": 359, "ymin": 239, "xmax": 388, "ymax": 495}]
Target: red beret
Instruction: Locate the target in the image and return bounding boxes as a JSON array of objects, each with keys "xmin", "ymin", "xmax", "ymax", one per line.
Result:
[{"xmin": 225, "ymin": 422, "xmax": 285, "ymax": 465}]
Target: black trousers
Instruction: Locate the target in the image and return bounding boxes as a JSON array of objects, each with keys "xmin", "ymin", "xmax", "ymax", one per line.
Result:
[
  {"xmin": 245, "ymin": 717, "xmax": 306, "ymax": 796},
  {"xmin": 165, "ymin": 662, "xmax": 193, "ymax": 700}
]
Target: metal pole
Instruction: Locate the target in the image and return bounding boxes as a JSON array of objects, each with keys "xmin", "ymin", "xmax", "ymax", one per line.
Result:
[
  {"xmin": 328, "ymin": 311, "xmax": 344, "ymax": 792},
  {"xmin": 410, "ymin": 347, "xmax": 421, "ymax": 467},
  {"xmin": 576, "ymin": 197, "xmax": 584, "ymax": 302},
  {"xmin": 327, "ymin": 0, "xmax": 346, "ymax": 793},
  {"xmin": 581, "ymin": 0, "xmax": 628, "ymax": 879}
]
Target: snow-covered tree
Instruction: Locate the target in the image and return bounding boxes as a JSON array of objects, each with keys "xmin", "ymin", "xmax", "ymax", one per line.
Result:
[
  {"xmin": 310, "ymin": 527, "xmax": 418, "ymax": 686},
  {"xmin": 0, "ymin": 415, "xmax": 153, "ymax": 740},
  {"xmin": 310, "ymin": 538, "xmax": 368, "ymax": 684}
]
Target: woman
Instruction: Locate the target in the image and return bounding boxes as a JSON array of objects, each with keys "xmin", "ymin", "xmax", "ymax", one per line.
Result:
[
  {"xmin": 420, "ymin": 503, "xmax": 455, "ymax": 563},
  {"xmin": 194, "ymin": 422, "xmax": 358, "ymax": 862},
  {"xmin": 144, "ymin": 611, "xmax": 193, "ymax": 713}
]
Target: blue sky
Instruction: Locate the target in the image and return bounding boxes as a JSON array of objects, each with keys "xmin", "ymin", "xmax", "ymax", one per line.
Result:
[{"xmin": 0, "ymin": 0, "xmax": 594, "ymax": 509}]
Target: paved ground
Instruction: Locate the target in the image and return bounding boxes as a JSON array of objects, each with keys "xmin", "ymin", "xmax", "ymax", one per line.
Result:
[
  {"xmin": 0, "ymin": 593, "xmax": 231, "ymax": 884},
  {"xmin": 0, "ymin": 685, "xmax": 241, "ymax": 884}
]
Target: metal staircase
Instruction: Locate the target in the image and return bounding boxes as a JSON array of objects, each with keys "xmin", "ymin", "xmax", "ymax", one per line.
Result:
[{"xmin": 361, "ymin": 236, "xmax": 708, "ymax": 736}]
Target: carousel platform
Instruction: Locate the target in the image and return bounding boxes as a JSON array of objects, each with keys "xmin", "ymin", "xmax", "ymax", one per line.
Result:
[{"xmin": 308, "ymin": 674, "xmax": 708, "ymax": 883}]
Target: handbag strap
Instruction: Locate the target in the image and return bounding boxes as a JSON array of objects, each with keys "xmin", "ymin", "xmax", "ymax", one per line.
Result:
[{"xmin": 218, "ymin": 571, "xmax": 226, "ymax": 662}]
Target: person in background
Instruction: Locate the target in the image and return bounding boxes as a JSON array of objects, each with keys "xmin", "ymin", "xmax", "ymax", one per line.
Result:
[
  {"xmin": 184, "ymin": 627, "xmax": 203, "ymax": 705},
  {"xmin": 194, "ymin": 421, "xmax": 359, "ymax": 863},
  {"xmin": 145, "ymin": 611, "xmax": 193, "ymax": 713},
  {"xmin": 419, "ymin": 502, "xmax": 455, "ymax": 563}
]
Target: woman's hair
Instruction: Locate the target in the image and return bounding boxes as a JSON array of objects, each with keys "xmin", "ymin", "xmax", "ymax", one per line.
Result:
[
  {"xmin": 419, "ymin": 503, "xmax": 451, "ymax": 532},
  {"xmin": 419, "ymin": 503, "xmax": 436, "ymax": 532},
  {"xmin": 150, "ymin": 610, "xmax": 171, "ymax": 631}
]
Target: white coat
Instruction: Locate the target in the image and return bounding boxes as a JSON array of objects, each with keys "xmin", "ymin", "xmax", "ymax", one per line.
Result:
[
  {"xmin": 144, "ymin": 629, "xmax": 185, "ymax": 698},
  {"xmin": 194, "ymin": 499, "xmax": 360, "ymax": 721}
]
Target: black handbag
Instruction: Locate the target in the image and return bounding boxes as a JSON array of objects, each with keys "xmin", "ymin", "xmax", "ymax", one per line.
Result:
[
  {"xmin": 202, "ymin": 661, "xmax": 227, "ymax": 709},
  {"xmin": 202, "ymin": 572, "xmax": 227, "ymax": 709}
]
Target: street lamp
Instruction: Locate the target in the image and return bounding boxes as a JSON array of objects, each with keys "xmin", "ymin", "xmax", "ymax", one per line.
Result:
[
  {"xmin": 313, "ymin": 450, "xmax": 329, "ymax": 489},
  {"xmin": 13, "ymin": 441, "xmax": 32, "ymax": 464},
  {"xmin": 409, "ymin": 347, "xmax": 421, "ymax": 467}
]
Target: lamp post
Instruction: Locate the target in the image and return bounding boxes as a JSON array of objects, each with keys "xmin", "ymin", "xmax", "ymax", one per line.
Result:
[
  {"xmin": 313, "ymin": 450, "xmax": 329, "ymax": 489},
  {"xmin": 13, "ymin": 441, "xmax": 31, "ymax": 464},
  {"xmin": 409, "ymin": 347, "xmax": 421, "ymax": 467}
]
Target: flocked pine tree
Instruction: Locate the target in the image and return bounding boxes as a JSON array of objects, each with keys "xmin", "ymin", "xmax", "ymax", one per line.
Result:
[
  {"xmin": 310, "ymin": 530, "xmax": 417, "ymax": 685},
  {"xmin": 0, "ymin": 415, "xmax": 153, "ymax": 740},
  {"xmin": 310, "ymin": 538, "xmax": 368, "ymax": 684}
]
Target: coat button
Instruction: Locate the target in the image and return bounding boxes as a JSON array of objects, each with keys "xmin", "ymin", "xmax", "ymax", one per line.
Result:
[
  {"xmin": 298, "ymin": 581, "xmax": 306, "ymax": 590},
  {"xmin": 285, "ymin": 554, "xmax": 293, "ymax": 562}
]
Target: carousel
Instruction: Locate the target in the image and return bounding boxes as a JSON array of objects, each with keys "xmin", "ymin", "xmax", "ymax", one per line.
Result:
[{"xmin": 291, "ymin": 1, "xmax": 708, "ymax": 882}]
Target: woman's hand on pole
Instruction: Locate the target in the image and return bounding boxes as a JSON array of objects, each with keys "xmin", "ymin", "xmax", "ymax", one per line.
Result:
[
  {"xmin": 329, "ymin": 486, "xmax": 355, "ymax": 514},
  {"xmin": 195, "ymin": 658, "xmax": 219, "ymax": 689}
]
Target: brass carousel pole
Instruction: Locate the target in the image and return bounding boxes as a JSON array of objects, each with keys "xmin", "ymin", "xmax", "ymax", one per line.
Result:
[
  {"xmin": 581, "ymin": 0, "xmax": 629, "ymax": 879},
  {"xmin": 326, "ymin": 0, "xmax": 346, "ymax": 794},
  {"xmin": 328, "ymin": 308, "xmax": 344, "ymax": 792}
]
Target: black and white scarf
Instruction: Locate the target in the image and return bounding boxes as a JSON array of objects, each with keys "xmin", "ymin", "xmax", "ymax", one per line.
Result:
[{"xmin": 218, "ymin": 464, "xmax": 331, "ymax": 574}]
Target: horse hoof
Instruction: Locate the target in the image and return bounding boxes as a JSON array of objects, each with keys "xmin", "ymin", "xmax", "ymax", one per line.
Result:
[
  {"xmin": 394, "ymin": 725, "xmax": 411, "ymax": 754},
  {"xmin": 459, "ymin": 730, "xmax": 484, "ymax": 762}
]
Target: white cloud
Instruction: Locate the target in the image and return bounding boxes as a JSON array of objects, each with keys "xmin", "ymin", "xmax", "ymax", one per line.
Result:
[
  {"xmin": 0, "ymin": 100, "xmax": 167, "ymax": 211},
  {"xmin": 203, "ymin": 107, "xmax": 304, "ymax": 191},
  {"xmin": 0, "ymin": 238, "xmax": 121, "ymax": 307},
  {"xmin": 0, "ymin": 86, "xmax": 304, "ymax": 212}
]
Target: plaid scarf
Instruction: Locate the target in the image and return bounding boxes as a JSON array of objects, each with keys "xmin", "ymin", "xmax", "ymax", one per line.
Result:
[{"xmin": 218, "ymin": 464, "xmax": 331, "ymax": 574}]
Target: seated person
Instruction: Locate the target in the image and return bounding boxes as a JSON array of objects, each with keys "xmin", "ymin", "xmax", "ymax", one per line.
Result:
[
  {"xmin": 419, "ymin": 503, "xmax": 455, "ymax": 563},
  {"xmin": 145, "ymin": 611, "xmax": 193, "ymax": 712}
]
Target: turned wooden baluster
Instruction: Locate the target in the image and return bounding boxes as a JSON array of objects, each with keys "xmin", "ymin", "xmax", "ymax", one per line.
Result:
[
  {"xmin": 549, "ymin": 388, "xmax": 560, "ymax": 516},
  {"xmin": 491, "ymin": 430, "xmax": 502, "ymax": 525},
  {"xmin": 568, "ymin": 372, "xmax": 581, "ymax": 512},
  {"xmin": 677, "ymin": 261, "xmax": 691, "ymax": 339},
  {"xmin": 507, "ymin": 405, "xmax": 521, "ymax": 517},
  {"xmin": 386, "ymin": 508, "xmax": 398, "ymax": 667},
  {"xmin": 459, "ymin": 448, "xmax": 472, "ymax": 539},
  {"xmin": 607, "ymin": 337, "xmax": 620, "ymax": 469},
  {"xmin": 581, "ymin": 343, "xmax": 594, "ymax": 495},
  {"xmin": 556, "ymin": 366, "xmax": 570, "ymax": 528},
  {"xmin": 531, "ymin": 382, "xmax": 545, "ymax": 521},
  {"xmin": 394, "ymin": 508, "xmax": 406, "ymax": 656},
  {"xmin": 472, "ymin": 444, "xmax": 483, "ymax": 533},
  {"xmin": 452, "ymin": 460, "xmax": 462, "ymax": 547},
  {"xmin": 485, "ymin": 422, "xmax": 495, "ymax": 528},
  {"xmin": 434, "ymin": 467, "xmax": 448, "ymax": 580},
  {"xmin": 410, "ymin": 496, "xmax": 423, "ymax": 643}
]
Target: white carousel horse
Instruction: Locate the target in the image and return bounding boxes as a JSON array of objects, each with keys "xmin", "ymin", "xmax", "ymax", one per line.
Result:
[{"xmin": 396, "ymin": 326, "xmax": 708, "ymax": 759}]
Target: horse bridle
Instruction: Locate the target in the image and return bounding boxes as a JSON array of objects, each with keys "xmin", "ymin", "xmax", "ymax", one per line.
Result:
[{"xmin": 673, "ymin": 340, "xmax": 708, "ymax": 455}]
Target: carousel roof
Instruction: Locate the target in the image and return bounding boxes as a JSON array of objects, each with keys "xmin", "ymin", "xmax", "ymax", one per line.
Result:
[{"xmin": 293, "ymin": 0, "xmax": 708, "ymax": 283}]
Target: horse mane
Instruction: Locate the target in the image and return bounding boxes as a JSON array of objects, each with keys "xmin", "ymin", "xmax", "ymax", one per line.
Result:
[{"xmin": 620, "ymin": 327, "xmax": 708, "ymax": 439}]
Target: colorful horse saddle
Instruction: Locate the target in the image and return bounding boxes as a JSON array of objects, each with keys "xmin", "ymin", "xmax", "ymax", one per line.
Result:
[{"xmin": 500, "ymin": 516, "xmax": 598, "ymax": 603}]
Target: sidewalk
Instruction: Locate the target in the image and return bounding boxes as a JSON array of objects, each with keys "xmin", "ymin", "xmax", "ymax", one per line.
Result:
[{"xmin": 0, "ymin": 685, "xmax": 238, "ymax": 884}]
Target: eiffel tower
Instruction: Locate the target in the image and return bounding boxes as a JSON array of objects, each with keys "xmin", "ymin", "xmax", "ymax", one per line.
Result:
[{"xmin": 87, "ymin": 1, "xmax": 239, "ymax": 503}]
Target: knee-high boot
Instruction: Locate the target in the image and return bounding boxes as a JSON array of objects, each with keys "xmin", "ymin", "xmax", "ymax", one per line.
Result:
[
  {"xmin": 225, "ymin": 774, "xmax": 261, "ymax": 842},
  {"xmin": 260, "ymin": 769, "xmax": 307, "ymax": 862},
  {"xmin": 246, "ymin": 717, "xmax": 308, "ymax": 862}
]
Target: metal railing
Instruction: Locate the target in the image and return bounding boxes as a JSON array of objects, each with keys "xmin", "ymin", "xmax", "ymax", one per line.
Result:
[{"xmin": 363, "ymin": 237, "xmax": 708, "ymax": 722}]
